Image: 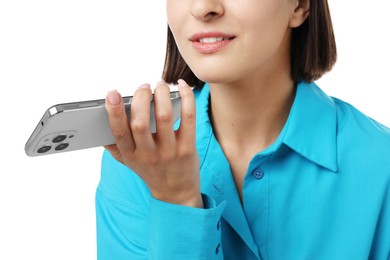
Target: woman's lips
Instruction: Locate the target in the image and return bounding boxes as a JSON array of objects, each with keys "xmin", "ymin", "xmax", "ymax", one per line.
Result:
[{"xmin": 189, "ymin": 32, "xmax": 236, "ymax": 54}]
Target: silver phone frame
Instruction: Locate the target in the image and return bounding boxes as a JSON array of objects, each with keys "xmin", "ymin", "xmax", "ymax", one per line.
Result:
[{"xmin": 25, "ymin": 91, "xmax": 181, "ymax": 156}]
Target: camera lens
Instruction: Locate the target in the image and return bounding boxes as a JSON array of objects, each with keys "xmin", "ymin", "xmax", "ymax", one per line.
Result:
[
  {"xmin": 52, "ymin": 134, "xmax": 67, "ymax": 143},
  {"xmin": 37, "ymin": 145, "xmax": 52, "ymax": 153},
  {"xmin": 55, "ymin": 143, "xmax": 69, "ymax": 151}
]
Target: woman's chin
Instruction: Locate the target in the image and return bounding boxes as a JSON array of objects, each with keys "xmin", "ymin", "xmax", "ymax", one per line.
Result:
[{"xmin": 192, "ymin": 70, "xmax": 237, "ymax": 85}]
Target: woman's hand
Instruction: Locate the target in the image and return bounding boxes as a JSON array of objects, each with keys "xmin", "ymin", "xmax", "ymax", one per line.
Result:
[{"xmin": 104, "ymin": 80, "xmax": 203, "ymax": 208}]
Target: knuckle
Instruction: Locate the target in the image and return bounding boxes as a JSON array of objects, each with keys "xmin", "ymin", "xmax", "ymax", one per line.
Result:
[
  {"xmin": 156, "ymin": 110, "xmax": 172, "ymax": 124},
  {"xmin": 131, "ymin": 119, "xmax": 149, "ymax": 135},
  {"xmin": 182, "ymin": 110, "xmax": 195, "ymax": 121},
  {"xmin": 178, "ymin": 145, "xmax": 195, "ymax": 159},
  {"xmin": 111, "ymin": 129, "xmax": 130, "ymax": 141}
]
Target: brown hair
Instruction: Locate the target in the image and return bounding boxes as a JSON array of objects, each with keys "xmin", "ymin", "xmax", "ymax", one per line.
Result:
[{"xmin": 162, "ymin": 0, "xmax": 336, "ymax": 86}]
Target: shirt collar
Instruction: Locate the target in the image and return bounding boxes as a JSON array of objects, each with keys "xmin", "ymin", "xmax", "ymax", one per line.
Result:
[
  {"xmin": 194, "ymin": 81, "xmax": 338, "ymax": 173},
  {"xmin": 282, "ymin": 81, "xmax": 338, "ymax": 171}
]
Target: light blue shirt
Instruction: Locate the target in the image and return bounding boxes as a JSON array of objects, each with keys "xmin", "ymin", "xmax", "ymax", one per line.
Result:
[{"xmin": 96, "ymin": 82, "xmax": 390, "ymax": 259}]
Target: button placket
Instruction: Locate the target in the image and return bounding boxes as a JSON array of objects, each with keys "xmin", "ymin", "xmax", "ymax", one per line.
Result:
[{"xmin": 244, "ymin": 155, "xmax": 271, "ymax": 257}]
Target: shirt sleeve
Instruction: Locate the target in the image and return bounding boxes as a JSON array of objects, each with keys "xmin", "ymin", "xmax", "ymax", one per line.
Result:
[
  {"xmin": 96, "ymin": 150, "xmax": 227, "ymax": 260},
  {"xmin": 148, "ymin": 195, "xmax": 226, "ymax": 259}
]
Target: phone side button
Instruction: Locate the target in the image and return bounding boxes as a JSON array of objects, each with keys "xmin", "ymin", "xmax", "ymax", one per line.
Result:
[{"xmin": 78, "ymin": 102, "xmax": 99, "ymax": 108}]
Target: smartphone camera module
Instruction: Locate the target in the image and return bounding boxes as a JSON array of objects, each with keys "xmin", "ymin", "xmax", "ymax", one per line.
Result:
[
  {"xmin": 34, "ymin": 131, "xmax": 77, "ymax": 155},
  {"xmin": 37, "ymin": 145, "xmax": 52, "ymax": 154},
  {"xmin": 52, "ymin": 134, "xmax": 67, "ymax": 143},
  {"xmin": 55, "ymin": 143, "xmax": 69, "ymax": 151}
]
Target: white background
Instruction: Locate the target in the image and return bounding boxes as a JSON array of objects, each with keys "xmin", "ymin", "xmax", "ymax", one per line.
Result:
[{"xmin": 0, "ymin": 0, "xmax": 389, "ymax": 259}]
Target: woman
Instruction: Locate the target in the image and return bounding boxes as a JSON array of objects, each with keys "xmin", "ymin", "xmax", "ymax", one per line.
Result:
[{"xmin": 96, "ymin": 0, "xmax": 390, "ymax": 259}]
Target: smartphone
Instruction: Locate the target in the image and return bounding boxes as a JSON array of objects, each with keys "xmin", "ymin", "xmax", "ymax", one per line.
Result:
[{"xmin": 25, "ymin": 91, "xmax": 181, "ymax": 157}]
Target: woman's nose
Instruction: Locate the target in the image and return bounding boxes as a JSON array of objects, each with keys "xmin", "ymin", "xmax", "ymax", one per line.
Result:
[{"xmin": 191, "ymin": 0, "xmax": 224, "ymax": 22}]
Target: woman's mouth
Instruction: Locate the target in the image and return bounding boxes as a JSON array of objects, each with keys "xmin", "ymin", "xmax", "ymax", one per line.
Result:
[
  {"xmin": 198, "ymin": 37, "xmax": 234, "ymax": 43},
  {"xmin": 190, "ymin": 32, "xmax": 236, "ymax": 54}
]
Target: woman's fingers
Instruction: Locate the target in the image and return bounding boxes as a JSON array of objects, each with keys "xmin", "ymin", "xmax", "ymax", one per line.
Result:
[
  {"xmin": 105, "ymin": 80, "xmax": 196, "ymax": 166},
  {"xmin": 105, "ymin": 90, "xmax": 135, "ymax": 155},
  {"xmin": 104, "ymin": 80, "xmax": 200, "ymax": 206},
  {"xmin": 130, "ymin": 84, "xmax": 155, "ymax": 153},
  {"xmin": 154, "ymin": 81, "xmax": 176, "ymax": 149},
  {"xmin": 176, "ymin": 79, "xmax": 196, "ymax": 149}
]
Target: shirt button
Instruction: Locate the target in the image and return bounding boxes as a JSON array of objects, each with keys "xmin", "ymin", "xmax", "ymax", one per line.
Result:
[
  {"xmin": 217, "ymin": 219, "xmax": 221, "ymax": 230},
  {"xmin": 215, "ymin": 243, "xmax": 221, "ymax": 254},
  {"xmin": 252, "ymin": 168, "xmax": 264, "ymax": 180}
]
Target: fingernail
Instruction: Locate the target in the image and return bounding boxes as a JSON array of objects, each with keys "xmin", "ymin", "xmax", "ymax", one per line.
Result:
[
  {"xmin": 107, "ymin": 90, "xmax": 120, "ymax": 105},
  {"xmin": 156, "ymin": 80, "xmax": 166, "ymax": 87},
  {"xmin": 138, "ymin": 83, "xmax": 151, "ymax": 89},
  {"xmin": 177, "ymin": 79, "xmax": 188, "ymax": 88}
]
